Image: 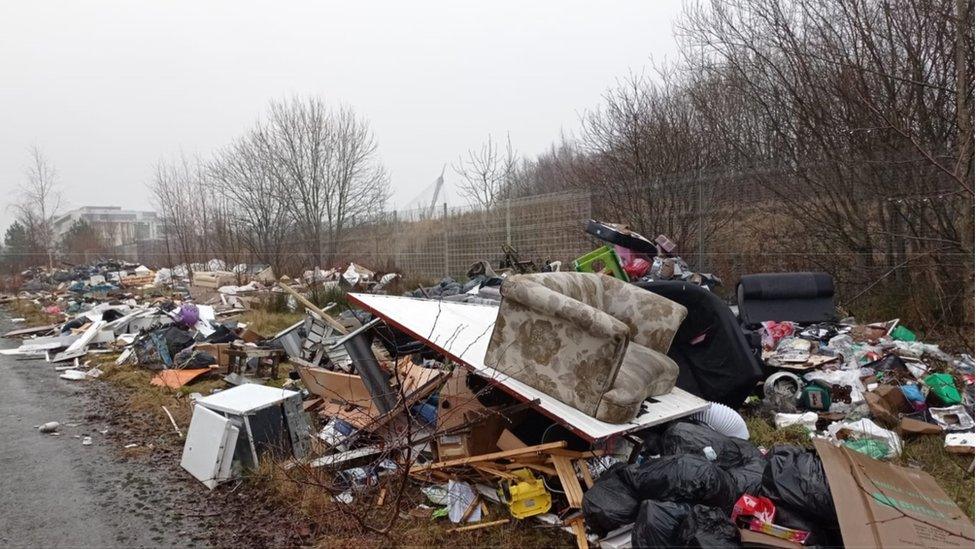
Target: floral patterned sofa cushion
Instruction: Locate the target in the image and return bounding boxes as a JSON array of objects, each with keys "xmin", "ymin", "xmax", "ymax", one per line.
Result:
[{"xmin": 484, "ymin": 272, "xmax": 687, "ymax": 423}]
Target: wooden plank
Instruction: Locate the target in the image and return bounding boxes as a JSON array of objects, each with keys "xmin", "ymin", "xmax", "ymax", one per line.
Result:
[
  {"xmin": 570, "ymin": 517, "xmax": 589, "ymax": 549},
  {"xmin": 552, "ymin": 455, "xmax": 584, "ymax": 508},
  {"xmin": 3, "ymin": 324, "xmax": 58, "ymax": 338},
  {"xmin": 511, "ymin": 462, "xmax": 558, "ymax": 476},
  {"xmin": 474, "ymin": 464, "xmax": 518, "ymax": 480},
  {"xmin": 447, "ymin": 519, "xmax": 509, "ymax": 533},
  {"xmin": 276, "ymin": 282, "xmax": 347, "ymax": 334},
  {"xmin": 410, "ymin": 441, "xmax": 567, "ymax": 473},
  {"xmin": 576, "ymin": 459, "xmax": 594, "ymax": 489}
]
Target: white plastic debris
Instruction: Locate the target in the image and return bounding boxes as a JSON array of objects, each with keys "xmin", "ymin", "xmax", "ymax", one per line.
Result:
[
  {"xmin": 422, "ymin": 484, "xmax": 450, "ymax": 506},
  {"xmin": 82, "ymin": 436, "xmax": 93, "ymax": 446},
  {"xmin": 693, "ymin": 402, "xmax": 750, "ymax": 440},
  {"xmin": 59, "ymin": 370, "xmax": 87, "ymax": 381},
  {"xmin": 827, "ymin": 418, "xmax": 903, "ymax": 457},
  {"xmin": 38, "ymin": 421, "xmax": 60, "ymax": 433},
  {"xmin": 774, "ymin": 412, "xmax": 818, "ymax": 431},
  {"xmin": 944, "ymin": 432, "xmax": 976, "ymax": 453},
  {"xmin": 929, "ymin": 406, "xmax": 975, "ymax": 431}
]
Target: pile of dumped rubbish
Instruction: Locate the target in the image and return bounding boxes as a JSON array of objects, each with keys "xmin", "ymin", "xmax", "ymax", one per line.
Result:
[{"xmin": 2, "ymin": 222, "xmax": 973, "ymax": 548}]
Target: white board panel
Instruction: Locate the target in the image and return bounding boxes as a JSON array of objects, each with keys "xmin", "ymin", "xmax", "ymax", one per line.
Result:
[
  {"xmin": 197, "ymin": 383, "xmax": 299, "ymax": 415},
  {"xmin": 348, "ymin": 293, "xmax": 709, "ymax": 442},
  {"xmin": 181, "ymin": 405, "xmax": 239, "ymax": 489}
]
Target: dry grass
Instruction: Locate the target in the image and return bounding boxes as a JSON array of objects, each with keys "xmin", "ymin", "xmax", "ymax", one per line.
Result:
[
  {"xmin": 239, "ymin": 309, "xmax": 304, "ymax": 337},
  {"xmin": 5, "ymin": 298, "xmax": 60, "ymax": 327},
  {"xmin": 250, "ymin": 460, "xmax": 572, "ymax": 548}
]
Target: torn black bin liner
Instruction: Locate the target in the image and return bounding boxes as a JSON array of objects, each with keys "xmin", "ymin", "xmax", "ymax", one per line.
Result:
[
  {"xmin": 623, "ymin": 455, "xmax": 737, "ymax": 513},
  {"xmin": 582, "ymin": 463, "xmax": 640, "ymax": 537},
  {"xmin": 631, "ymin": 500, "xmax": 691, "ymax": 548},
  {"xmin": 679, "ymin": 504, "xmax": 742, "ymax": 548},
  {"xmin": 632, "ymin": 502, "xmax": 741, "ymax": 549}
]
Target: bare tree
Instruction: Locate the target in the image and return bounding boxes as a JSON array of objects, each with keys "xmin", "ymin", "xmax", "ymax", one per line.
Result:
[
  {"xmin": 209, "ymin": 129, "xmax": 295, "ymax": 276},
  {"xmin": 14, "ymin": 146, "xmax": 62, "ymax": 268},
  {"xmin": 148, "ymin": 154, "xmax": 208, "ymax": 275},
  {"xmin": 452, "ymin": 133, "xmax": 519, "ymax": 210},
  {"xmin": 256, "ymin": 97, "xmax": 390, "ymax": 268}
]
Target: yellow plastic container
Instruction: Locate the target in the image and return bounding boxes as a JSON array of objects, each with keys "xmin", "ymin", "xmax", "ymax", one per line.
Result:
[{"xmin": 498, "ymin": 468, "xmax": 552, "ymax": 519}]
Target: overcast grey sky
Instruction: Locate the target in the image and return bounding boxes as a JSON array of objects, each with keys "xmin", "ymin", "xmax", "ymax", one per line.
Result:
[{"xmin": 0, "ymin": 0, "xmax": 683, "ymax": 224}]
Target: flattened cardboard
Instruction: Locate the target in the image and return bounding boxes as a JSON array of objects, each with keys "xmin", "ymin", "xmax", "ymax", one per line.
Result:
[
  {"xmin": 814, "ymin": 439, "xmax": 974, "ymax": 548},
  {"xmin": 150, "ymin": 367, "xmax": 213, "ymax": 389}
]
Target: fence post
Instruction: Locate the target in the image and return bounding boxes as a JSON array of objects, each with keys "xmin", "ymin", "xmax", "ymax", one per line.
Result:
[
  {"xmin": 505, "ymin": 199, "xmax": 512, "ymax": 246},
  {"xmin": 443, "ymin": 202, "xmax": 449, "ymax": 277},
  {"xmin": 697, "ymin": 178, "xmax": 705, "ymax": 272},
  {"xmin": 392, "ymin": 210, "xmax": 400, "ymax": 270}
]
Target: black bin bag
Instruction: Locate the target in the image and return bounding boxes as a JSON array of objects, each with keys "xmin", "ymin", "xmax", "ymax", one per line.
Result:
[
  {"xmin": 623, "ymin": 455, "xmax": 737, "ymax": 512},
  {"xmin": 678, "ymin": 505, "xmax": 742, "ymax": 548},
  {"xmin": 760, "ymin": 445, "xmax": 835, "ymax": 519},
  {"xmin": 658, "ymin": 421, "xmax": 763, "ymax": 470},
  {"xmin": 631, "ymin": 500, "xmax": 691, "ymax": 548},
  {"xmin": 632, "ymin": 502, "xmax": 741, "ymax": 548},
  {"xmin": 582, "ymin": 463, "xmax": 641, "ymax": 537}
]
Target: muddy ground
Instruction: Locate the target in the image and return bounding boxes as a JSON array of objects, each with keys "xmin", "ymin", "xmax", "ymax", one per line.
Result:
[{"xmin": 0, "ymin": 316, "xmax": 314, "ymax": 548}]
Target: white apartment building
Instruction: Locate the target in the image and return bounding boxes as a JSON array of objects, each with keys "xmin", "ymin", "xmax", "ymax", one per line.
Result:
[{"xmin": 52, "ymin": 206, "xmax": 163, "ymax": 247}]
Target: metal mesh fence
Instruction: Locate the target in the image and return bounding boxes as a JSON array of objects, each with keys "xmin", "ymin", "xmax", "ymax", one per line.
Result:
[{"xmin": 330, "ymin": 191, "xmax": 593, "ymax": 279}]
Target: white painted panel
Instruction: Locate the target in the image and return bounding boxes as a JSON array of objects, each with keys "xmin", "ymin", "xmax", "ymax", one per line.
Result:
[
  {"xmin": 196, "ymin": 383, "xmax": 299, "ymax": 415},
  {"xmin": 181, "ymin": 405, "xmax": 239, "ymax": 489},
  {"xmin": 348, "ymin": 293, "xmax": 709, "ymax": 442}
]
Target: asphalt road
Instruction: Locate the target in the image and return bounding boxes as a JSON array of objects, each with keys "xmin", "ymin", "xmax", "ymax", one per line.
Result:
[{"xmin": 0, "ymin": 316, "xmax": 201, "ymax": 547}]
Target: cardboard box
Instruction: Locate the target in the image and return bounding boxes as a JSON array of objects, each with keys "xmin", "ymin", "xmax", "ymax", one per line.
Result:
[{"xmin": 814, "ymin": 439, "xmax": 974, "ymax": 548}]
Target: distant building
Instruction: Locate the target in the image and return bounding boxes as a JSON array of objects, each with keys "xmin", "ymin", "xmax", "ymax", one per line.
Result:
[{"xmin": 52, "ymin": 206, "xmax": 163, "ymax": 247}]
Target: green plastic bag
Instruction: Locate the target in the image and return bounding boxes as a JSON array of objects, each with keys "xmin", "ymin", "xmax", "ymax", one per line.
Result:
[
  {"xmin": 924, "ymin": 373, "xmax": 962, "ymax": 405},
  {"xmin": 843, "ymin": 438, "xmax": 892, "ymax": 459},
  {"xmin": 890, "ymin": 325, "xmax": 917, "ymax": 342}
]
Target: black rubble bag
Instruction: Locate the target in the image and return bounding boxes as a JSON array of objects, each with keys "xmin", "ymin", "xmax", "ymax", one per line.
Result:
[
  {"xmin": 760, "ymin": 445, "xmax": 836, "ymax": 521},
  {"xmin": 631, "ymin": 500, "xmax": 692, "ymax": 548},
  {"xmin": 582, "ymin": 463, "xmax": 641, "ymax": 536},
  {"xmin": 658, "ymin": 421, "xmax": 763, "ymax": 470},
  {"xmin": 623, "ymin": 455, "xmax": 737, "ymax": 512},
  {"xmin": 678, "ymin": 504, "xmax": 742, "ymax": 548},
  {"xmin": 727, "ymin": 457, "xmax": 766, "ymax": 498}
]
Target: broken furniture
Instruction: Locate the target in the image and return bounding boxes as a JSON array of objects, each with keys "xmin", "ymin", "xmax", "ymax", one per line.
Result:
[
  {"xmin": 181, "ymin": 384, "xmax": 310, "ymax": 489},
  {"xmin": 636, "ymin": 280, "xmax": 763, "ymax": 407},
  {"xmin": 736, "ymin": 272, "xmax": 836, "ymax": 326},
  {"xmin": 485, "ymin": 272, "xmax": 686, "ymax": 424},
  {"xmin": 296, "ymin": 355, "xmax": 447, "ymax": 433},
  {"xmin": 346, "ymin": 293, "xmax": 709, "ymax": 442},
  {"xmin": 225, "ymin": 347, "xmax": 285, "ymax": 379}
]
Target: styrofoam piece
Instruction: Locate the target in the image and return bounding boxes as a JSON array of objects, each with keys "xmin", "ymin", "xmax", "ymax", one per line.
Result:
[
  {"xmin": 196, "ymin": 384, "xmax": 300, "ymax": 415},
  {"xmin": 181, "ymin": 405, "xmax": 240, "ymax": 489},
  {"xmin": 693, "ymin": 402, "xmax": 750, "ymax": 439},
  {"xmin": 347, "ymin": 293, "xmax": 709, "ymax": 442}
]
